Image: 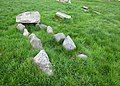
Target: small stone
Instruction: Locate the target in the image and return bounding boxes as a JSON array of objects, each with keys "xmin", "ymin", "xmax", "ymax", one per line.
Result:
[
  {"xmin": 33, "ymin": 50, "xmax": 53, "ymax": 75},
  {"xmin": 16, "ymin": 23, "xmax": 25, "ymax": 32},
  {"xmin": 29, "ymin": 33, "xmax": 43, "ymax": 50},
  {"xmin": 56, "ymin": 12, "xmax": 71, "ymax": 19},
  {"xmin": 82, "ymin": 6, "xmax": 89, "ymax": 12},
  {"xmin": 77, "ymin": 53, "xmax": 88, "ymax": 59},
  {"xmin": 54, "ymin": 33, "xmax": 66, "ymax": 42},
  {"xmin": 16, "ymin": 11, "xmax": 40, "ymax": 24},
  {"xmin": 93, "ymin": 11, "xmax": 101, "ymax": 15},
  {"xmin": 39, "ymin": 23, "xmax": 48, "ymax": 30},
  {"xmin": 47, "ymin": 26, "xmax": 53, "ymax": 34},
  {"xmin": 82, "ymin": 6, "xmax": 89, "ymax": 10},
  {"xmin": 23, "ymin": 29, "xmax": 30, "ymax": 37},
  {"xmin": 57, "ymin": 0, "xmax": 71, "ymax": 3},
  {"xmin": 63, "ymin": 35, "xmax": 76, "ymax": 51}
]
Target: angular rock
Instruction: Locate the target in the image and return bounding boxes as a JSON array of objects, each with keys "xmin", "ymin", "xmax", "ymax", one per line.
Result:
[
  {"xmin": 29, "ymin": 33, "xmax": 43, "ymax": 50},
  {"xmin": 16, "ymin": 11, "xmax": 40, "ymax": 23},
  {"xmin": 39, "ymin": 23, "xmax": 47, "ymax": 30},
  {"xmin": 16, "ymin": 23, "xmax": 25, "ymax": 32},
  {"xmin": 57, "ymin": 0, "xmax": 71, "ymax": 3},
  {"xmin": 77, "ymin": 53, "xmax": 88, "ymax": 59},
  {"xmin": 33, "ymin": 50, "xmax": 53, "ymax": 75},
  {"xmin": 56, "ymin": 12, "xmax": 71, "ymax": 19},
  {"xmin": 63, "ymin": 35, "xmax": 76, "ymax": 51},
  {"xmin": 23, "ymin": 29, "xmax": 30, "ymax": 37},
  {"xmin": 54, "ymin": 33, "xmax": 66, "ymax": 42},
  {"xmin": 47, "ymin": 26, "xmax": 53, "ymax": 34}
]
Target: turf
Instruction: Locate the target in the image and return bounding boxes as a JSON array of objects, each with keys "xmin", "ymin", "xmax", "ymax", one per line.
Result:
[{"xmin": 0, "ymin": 0, "xmax": 120, "ymax": 86}]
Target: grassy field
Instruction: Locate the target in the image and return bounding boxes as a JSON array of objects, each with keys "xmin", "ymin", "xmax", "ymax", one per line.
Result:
[{"xmin": 0, "ymin": 0, "xmax": 120, "ymax": 86}]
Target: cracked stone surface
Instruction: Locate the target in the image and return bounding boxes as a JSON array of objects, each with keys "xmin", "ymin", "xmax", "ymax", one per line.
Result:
[
  {"xmin": 16, "ymin": 11, "xmax": 40, "ymax": 23},
  {"xmin": 33, "ymin": 50, "xmax": 53, "ymax": 75}
]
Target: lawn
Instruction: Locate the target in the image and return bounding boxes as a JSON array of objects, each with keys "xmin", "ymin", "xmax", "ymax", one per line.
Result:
[{"xmin": 0, "ymin": 0, "xmax": 120, "ymax": 86}]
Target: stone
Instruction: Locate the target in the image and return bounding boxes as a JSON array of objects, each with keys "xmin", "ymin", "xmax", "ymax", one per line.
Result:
[
  {"xmin": 57, "ymin": 0, "xmax": 71, "ymax": 3},
  {"xmin": 16, "ymin": 11, "xmax": 40, "ymax": 23},
  {"xmin": 56, "ymin": 12, "xmax": 71, "ymax": 19},
  {"xmin": 47, "ymin": 26, "xmax": 53, "ymax": 34},
  {"xmin": 33, "ymin": 50, "xmax": 53, "ymax": 75},
  {"xmin": 39, "ymin": 23, "xmax": 47, "ymax": 30},
  {"xmin": 77, "ymin": 53, "xmax": 88, "ymax": 59},
  {"xmin": 16, "ymin": 23, "xmax": 25, "ymax": 32},
  {"xmin": 29, "ymin": 33, "xmax": 43, "ymax": 50},
  {"xmin": 54, "ymin": 33, "xmax": 66, "ymax": 42},
  {"xmin": 82, "ymin": 6, "xmax": 89, "ymax": 12},
  {"xmin": 23, "ymin": 29, "xmax": 30, "ymax": 37},
  {"xmin": 93, "ymin": 11, "xmax": 101, "ymax": 15},
  {"xmin": 63, "ymin": 35, "xmax": 76, "ymax": 51}
]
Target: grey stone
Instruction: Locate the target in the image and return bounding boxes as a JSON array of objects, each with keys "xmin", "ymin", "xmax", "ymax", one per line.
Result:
[
  {"xmin": 57, "ymin": 0, "xmax": 71, "ymax": 3},
  {"xmin": 54, "ymin": 33, "xmax": 66, "ymax": 42},
  {"xmin": 39, "ymin": 23, "xmax": 47, "ymax": 30},
  {"xmin": 29, "ymin": 33, "xmax": 43, "ymax": 50},
  {"xmin": 77, "ymin": 53, "xmax": 88, "ymax": 59},
  {"xmin": 47, "ymin": 26, "xmax": 53, "ymax": 34},
  {"xmin": 16, "ymin": 11, "xmax": 40, "ymax": 23},
  {"xmin": 56, "ymin": 12, "xmax": 71, "ymax": 19},
  {"xmin": 23, "ymin": 29, "xmax": 30, "ymax": 37},
  {"xmin": 16, "ymin": 23, "xmax": 25, "ymax": 32},
  {"xmin": 82, "ymin": 6, "xmax": 89, "ymax": 12},
  {"xmin": 33, "ymin": 50, "xmax": 53, "ymax": 75},
  {"xmin": 63, "ymin": 35, "xmax": 76, "ymax": 51}
]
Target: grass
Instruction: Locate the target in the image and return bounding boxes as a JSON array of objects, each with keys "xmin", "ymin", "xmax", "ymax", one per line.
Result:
[{"xmin": 0, "ymin": 0, "xmax": 120, "ymax": 86}]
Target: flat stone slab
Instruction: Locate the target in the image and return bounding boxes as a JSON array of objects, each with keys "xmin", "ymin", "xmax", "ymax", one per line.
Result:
[
  {"xmin": 56, "ymin": 11, "xmax": 71, "ymax": 19},
  {"xmin": 16, "ymin": 11, "xmax": 40, "ymax": 23},
  {"xmin": 63, "ymin": 35, "xmax": 76, "ymax": 51},
  {"xmin": 33, "ymin": 50, "xmax": 53, "ymax": 75}
]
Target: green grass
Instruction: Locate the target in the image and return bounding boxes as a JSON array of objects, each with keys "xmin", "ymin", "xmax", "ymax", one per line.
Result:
[{"xmin": 0, "ymin": 0, "xmax": 120, "ymax": 86}]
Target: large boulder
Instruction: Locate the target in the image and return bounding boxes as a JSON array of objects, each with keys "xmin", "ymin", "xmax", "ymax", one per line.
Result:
[
  {"xmin": 33, "ymin": 50, "xmax": 53, "ymax": 75},
  {"xmin": 63, "ymin": 35, "xmax": 76, "ymax": 51},
  {"xmin": 29, "ymin": 33, "xmax": 43, "ymax": 50},
  {"xmin": 16, "ymin": 11, "xmax": 40, "ymax": 24}
]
